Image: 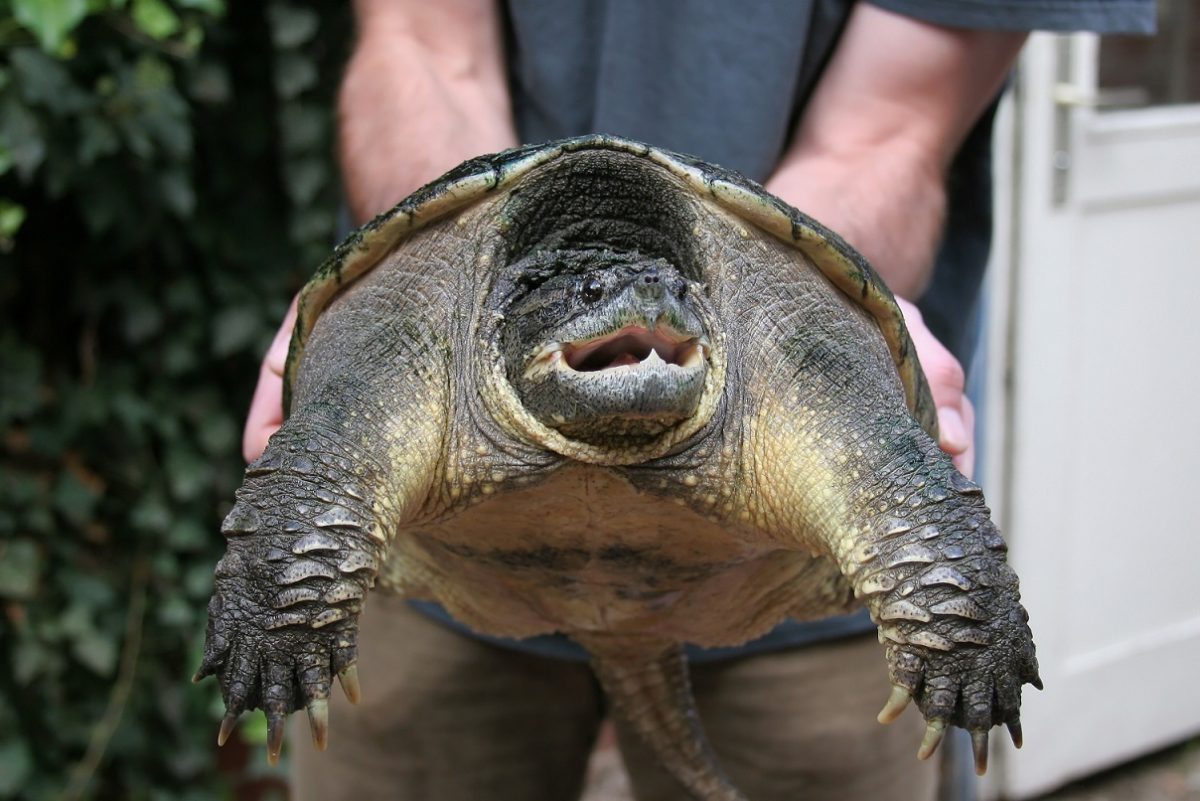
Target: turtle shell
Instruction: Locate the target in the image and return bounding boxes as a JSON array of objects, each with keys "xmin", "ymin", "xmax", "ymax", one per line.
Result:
[{"xmin": 284, "ymin": 134, "xmax": 938, "ymax": 438}]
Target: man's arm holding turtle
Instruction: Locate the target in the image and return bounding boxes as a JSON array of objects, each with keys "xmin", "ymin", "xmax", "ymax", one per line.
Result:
[
  {"xmin": 757, "ymin": 6, "xmax": 1035, "ymax": 768},
  {"xmin": 243, "ymin": 0, "xmax": 517, "ymax": 461},
  {"xmin": 244, "ymin": 1, "xmax": 1017, "ymax": 471},
  {"xmin": 766, "ymin": 3, "xmax": 1027, "ymax": 477}
]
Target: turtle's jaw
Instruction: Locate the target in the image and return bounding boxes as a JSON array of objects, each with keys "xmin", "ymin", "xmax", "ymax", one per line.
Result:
[
  {"xmin": 518, "ymin": 323, "xmax": 710, "ymax": 445},
  {"xmin": 525, "ymin": 325, "xmax": 707, "ymax": 378}
]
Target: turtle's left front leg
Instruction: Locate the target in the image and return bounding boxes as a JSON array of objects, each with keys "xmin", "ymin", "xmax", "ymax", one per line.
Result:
[{"xmin": 754, "ymin": 403, "xmax": 1040, "ymax": 774}]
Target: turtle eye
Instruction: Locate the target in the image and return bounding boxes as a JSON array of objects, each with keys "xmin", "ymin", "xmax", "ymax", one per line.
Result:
[{"xmin": 581, "ymin": 277, "xmax": 604, "ymax": 303}]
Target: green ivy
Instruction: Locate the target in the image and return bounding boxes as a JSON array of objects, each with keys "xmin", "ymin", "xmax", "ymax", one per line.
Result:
[{"xmin": 0, "ymin": 2, "xmax": 348, "ymax": 798}]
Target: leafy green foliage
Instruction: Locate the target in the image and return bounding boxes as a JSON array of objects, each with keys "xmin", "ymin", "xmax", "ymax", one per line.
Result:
[{"xmin": 0, "ymin": 2, "xmax": 348, "ymax": 798}]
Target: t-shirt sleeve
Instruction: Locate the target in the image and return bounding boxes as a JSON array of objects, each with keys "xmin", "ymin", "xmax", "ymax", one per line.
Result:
[{"xmin": 866, "ymin": 0, "xmax": 1157, "ymax": 34}]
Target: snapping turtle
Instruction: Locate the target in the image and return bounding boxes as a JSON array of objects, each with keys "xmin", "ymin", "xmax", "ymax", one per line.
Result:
[{"xmin": 196, "ymin": 135, "xmax": 1039, "ymax": 800}]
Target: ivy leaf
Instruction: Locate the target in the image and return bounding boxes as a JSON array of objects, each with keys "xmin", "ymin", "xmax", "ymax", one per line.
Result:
[
  {"xmin": 53, "ymin": 470, "xmax": 100, "ymax": 527},
  {"xmin": 267, "ymin": 4, "xmax": 318, "ymax": 49},
  {"xmin": 13, "ymin": 637, "xmax": 60, "ymax": 685},
  {"xmin": 0, "ymin": 200, "xmax": 28, "ymax": 252},
  {"xmin": 177, "ymin": 0, "xmax": 226, "ymax": 15},
  {"xmin": 196, "ymin": 412, "xmax": 236, "ymax": 455},
  {"xmin": 132, "ymin": 0, "xmax": 182, "ymax": 40},
  {"xmin": 12, "ymin": 0, "xmax": 88, "ymax": 53},
  {"xmin": 165, "ymin": 445, "xmax": 208, "ymax": 501},
  {"xmin": 279, "ymin": 102, "xmax": 327, "ymax": 155},
  {"xmin": 274, "ymin": 51, "xmax": 317, "ymax": 100},
  {"xmin": 78, "ymin": 115, "xmax": 121, "ymax": 164},
  {"xmin": 0, "ymin": 96, "xmax": 46, "ymax": 180},
  {"xmin": 9, "ymin": 47, "xmax": 88, "ymax": 115},
  {"xmin": 0, "ymin": 740, "xmax": 33, "ymax": 796},
  {"xmin": 187, "ymin": 59, "xmax": 231, "ymax": 105},
  {"xmin": 131, "ymin": 490, "xmax": 171, "ymax": 534},
  {"xmin": 0, "ymin": 200, "xmax": 26, "ymax": 233},
  {"xmin": 283, "ymin": 155, "xmax": 326, "ymax": 206},
  {"xmin": 211, "ymin": 305, "xmax": 262, "ymax": 357},
  {"xmin": 158, "ymin": 167, "xmax": 196, "ymax": 217},
  {"xmin": 0, "ymin": 538, "xmax": 41, "ymax": 600},
  {"xmin": 72, "ymin": 626, "xmax": 118, "ymax": 676},
  {"xmin": 166, "ymin": 518, "xmax": 208, "ymax": 551}
]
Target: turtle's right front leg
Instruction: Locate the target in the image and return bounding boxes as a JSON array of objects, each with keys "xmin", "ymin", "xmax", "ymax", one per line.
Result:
[
  {"xmin": 196, "ymin": 355, "xmax": 446, "ymax": 761},
  {"xmin": 194, "ymin": 417, "xmax": 392, "ymax": 763}
]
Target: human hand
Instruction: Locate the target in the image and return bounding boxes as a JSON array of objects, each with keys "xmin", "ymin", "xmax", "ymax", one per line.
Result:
[
  {"xmin": 895, "ymin": 297, "xmax": 974, "ymax": 478},
  {"xmin": 243, "ymin": 298, "xmax": 297, "ymax": 463}
]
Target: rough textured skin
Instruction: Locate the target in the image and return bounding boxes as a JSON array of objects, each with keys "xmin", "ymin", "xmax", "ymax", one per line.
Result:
[{"xmin": 198, "ymin": 136, "xmax": 1039, "ymax": 799}]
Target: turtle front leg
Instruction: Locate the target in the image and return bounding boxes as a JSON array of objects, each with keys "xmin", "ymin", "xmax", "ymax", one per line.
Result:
[
  {"xmin": 196, "ymin": 359, "xmax": 447, "ymax": 762},
  {"xmin": 834, "ymin": 419, "xmax": 1041, "ymax": 774},
  {"xmin": 754, "ymin": 405, "xmax": 1040, "ymax": 774},
  {"xmin": 193, "ymin": 419, "xmax": 390, "ymax": 763}
]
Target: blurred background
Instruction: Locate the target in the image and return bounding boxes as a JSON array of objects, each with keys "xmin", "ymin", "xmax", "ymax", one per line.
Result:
[
  {"xmin": 0, "ymin": 2, "xmax": 348, "ymax": 799},
  {"xmin": 1, "ymin": 2, "xmax": 1197, "ymax": 800}
]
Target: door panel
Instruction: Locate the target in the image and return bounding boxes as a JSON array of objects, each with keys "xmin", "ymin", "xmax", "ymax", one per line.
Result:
[{"xmin": 983, "ymin": 24, "xmax": 1200, "ymax": 799}]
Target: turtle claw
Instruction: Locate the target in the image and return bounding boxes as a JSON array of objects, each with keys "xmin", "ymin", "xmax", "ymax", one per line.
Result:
[
  {"xmin": 266, "ymin": 710, "xmax": 286, "ymax": 766},
  {"xmin": 1006, "ymin": 720, "xmax": 1023, "ymax": 749},
  {"xmin": 338, "ymin": 664, "xmax": 362, "ymax": 704},
  {"xmin": 307, "ymin": 698, "xmax": 329, "ymax": 751},
  {"xmin": 876, "ymin": 686, "xmax": 912, "ymax": 724},
  {"xmin": 971, "ymin": 730, "xmax": 989, "ymax": 775},
  {"xmin": 917, "ymin": 720, "xmax": 946, "ymax": 761},
  {"xmin": 217, "ymin": 712, "xmax": 239, "ymax": 747}
]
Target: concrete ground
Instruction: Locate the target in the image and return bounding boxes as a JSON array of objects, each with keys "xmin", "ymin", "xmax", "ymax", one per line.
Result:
[{"xmin": 580, "ymin": 729, "xmax": 1200, "ymax": 801}]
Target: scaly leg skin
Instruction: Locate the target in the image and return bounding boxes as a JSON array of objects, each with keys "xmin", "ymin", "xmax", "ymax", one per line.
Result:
[
  {"xmin": 754, "ymin": 384, "xmax": 1039, "ymax": 776},
  {"xmin": 835, "ymin": 417, "xmax": 1041, "ymax": 776},
  {"xmin": 193, "ymin": 421, "xmax": 386, "ymax": 764}
]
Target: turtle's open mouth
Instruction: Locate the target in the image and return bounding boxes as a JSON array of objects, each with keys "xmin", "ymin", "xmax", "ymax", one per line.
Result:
[
  {"xmin": 525, "ymin": 325, "xmax": 706, "ymax": 380},
  {"xmin": 565, "ymin": 326, "xmax": 705, "ymax": 372}
]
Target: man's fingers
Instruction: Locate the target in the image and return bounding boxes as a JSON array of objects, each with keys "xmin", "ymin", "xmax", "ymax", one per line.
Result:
[
  {"xmin": 894, "ymin": 298, "xmax": 974, "ymax": 478},
  {"xmin": 243, "ymin": 366, "xmax": 285, "ymax": 462},
  {"xmin": 242, "ymin": 299, "xmax": 299, "ymax": 463},
  {"xmin": 949, "ymin": 395, "xmax": 976, "ymax": 479}
]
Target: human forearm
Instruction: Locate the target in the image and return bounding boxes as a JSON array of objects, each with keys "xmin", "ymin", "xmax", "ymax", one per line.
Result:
[
  {"xmin": 766, "ymin": 4, "xmax": 1026, "ymax": 297},
  {"xmin": 340, "ymin": 0, "xmax": 518, "ymax": 222}
]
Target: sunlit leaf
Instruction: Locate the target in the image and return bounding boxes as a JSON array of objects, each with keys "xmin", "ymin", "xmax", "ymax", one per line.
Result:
[
  {"xmin": 12, "ymin": 0, "xmax": 87, "ymax": 52},
  {"xmin": 131, "ymin": 0, "xmax": 181, "ymax": 40}
]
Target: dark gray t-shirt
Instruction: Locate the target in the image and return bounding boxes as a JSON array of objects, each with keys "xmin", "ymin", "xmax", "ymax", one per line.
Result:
[{"xmin": 413, "ymin": 0, "xmax": 1156, "ymax": 661}]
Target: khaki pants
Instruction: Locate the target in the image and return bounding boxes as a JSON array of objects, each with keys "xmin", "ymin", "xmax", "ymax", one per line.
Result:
[{"xmin": 290, "ymin": 593, "xmax": 937, "ymax": 801}]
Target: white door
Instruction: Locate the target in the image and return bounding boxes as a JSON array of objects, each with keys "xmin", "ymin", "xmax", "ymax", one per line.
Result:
[{"xmin": 981, "ymin": 8, "xmax": 1200, "ymax": 798}]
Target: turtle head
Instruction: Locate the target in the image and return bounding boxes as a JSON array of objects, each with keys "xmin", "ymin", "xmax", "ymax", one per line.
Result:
[{"xmin": 500, "ymin": 248, "xmax": 710, "ymax": 446}]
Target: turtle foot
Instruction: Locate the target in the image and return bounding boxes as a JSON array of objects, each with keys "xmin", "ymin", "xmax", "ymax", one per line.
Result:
[
  {"xmin": 878, "ymin": 620, "xmax": 1040, "ymax": 774},
  {"xmin": 195, "ymin": 568, "xmax": 364, "ymax": 763}
]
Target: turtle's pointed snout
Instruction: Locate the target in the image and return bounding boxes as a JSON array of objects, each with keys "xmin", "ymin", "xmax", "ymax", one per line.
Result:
[{"xmin": 635, "ymin": 268, "xmax": 667, "ymax": 302}]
